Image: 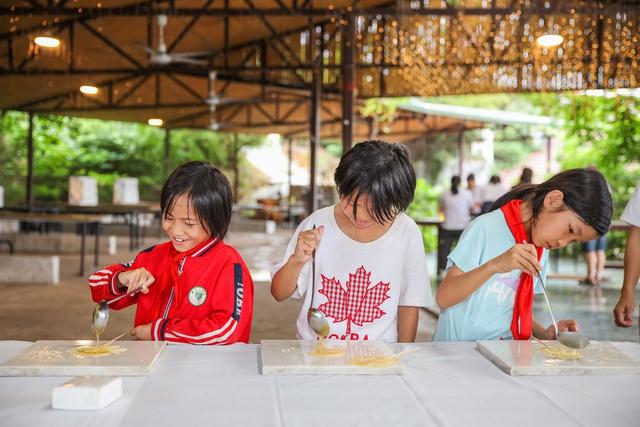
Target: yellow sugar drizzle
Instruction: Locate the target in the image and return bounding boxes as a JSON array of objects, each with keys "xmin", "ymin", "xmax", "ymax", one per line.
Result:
[
  {"xmin": 71, "ymin": 344, "xmax": 126, "ymax": 358},
  {"xmin": 349, "ymin": 355, "xmax": 399, "ymax": 367},
  {"xmin": 308, "ymin": 337, "xmax": 345, "ymax": 357},
  {"xmin": 540, "ymin": 345, "xmax": 582, "ymax": 360}
]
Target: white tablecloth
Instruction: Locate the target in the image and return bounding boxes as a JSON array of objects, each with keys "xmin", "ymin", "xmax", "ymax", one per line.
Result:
[{"xmin": 1, "ymin": 341, "xmax": 639, "ymax": 427}]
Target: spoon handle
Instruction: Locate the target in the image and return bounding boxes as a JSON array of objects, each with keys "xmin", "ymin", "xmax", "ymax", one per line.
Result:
[
  {"xmin": 536, "ymin": 271, "xmax": 559, "ymax": 337},
  {"xmin": 309, "ymin": 224, "xmax": 317, "ymax": 309},
  {"xmin": 107, "ymin": 287, "xmax": 139, "ymax": 306}
]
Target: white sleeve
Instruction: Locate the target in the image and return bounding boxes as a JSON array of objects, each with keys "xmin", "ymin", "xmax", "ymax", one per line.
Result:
[
  {"xmin": 399, "ymin": 223, "xmax": 434, "ymax": 307},
  {"xmin": 621, "ymin": 181, "xmax": 640, "ymax": 227},
  {"xmin": 270, "ymin": 217, "xmax": 312, "ymax": 300}
]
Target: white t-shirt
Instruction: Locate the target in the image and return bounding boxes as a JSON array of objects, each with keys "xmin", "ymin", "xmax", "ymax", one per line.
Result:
[
  {"xmin": 271, "ymin": 206, "xmax": 433, "ymax": 342},
  {"xmin": 440, "ymin": 190, "xmax": 474, "ymax": 230},
  {"xmin": 621, "ymin": 181, "xmax": 640, "ymax": 227},
  {"xmin": 481, "ymin": 183, "xmax": 508, "ymax": 203}
]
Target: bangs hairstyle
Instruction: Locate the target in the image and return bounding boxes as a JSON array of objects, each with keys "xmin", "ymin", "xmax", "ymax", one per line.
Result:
[
  {"xmin": 490, "ymin": 168, "xmax": 613, "ymax": 236},
  {"xmin": 334, "ymin": 140, "xmax": 416, "ymax": 224},
  {"xmin": 160, "ymin": 161, "xmax": 233, "ymax": 240}
]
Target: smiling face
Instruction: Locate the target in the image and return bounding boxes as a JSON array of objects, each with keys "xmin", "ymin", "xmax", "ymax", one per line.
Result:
[
  {"xmin": 530, "ymin": 190, "xmax": 599, "ymax": 249},
  {"xmin": 339, "ymin": 193, "xmax": 388, "ymax": 230},
  {"xmin": 162, "ymin": 193, "xmax": 210, "ymax": 252}
]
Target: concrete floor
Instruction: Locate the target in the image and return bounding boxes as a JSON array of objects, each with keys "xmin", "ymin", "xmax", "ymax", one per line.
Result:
[{"xmin": 0, "ymin": 224, "xmax": 435, "ymax": 343}]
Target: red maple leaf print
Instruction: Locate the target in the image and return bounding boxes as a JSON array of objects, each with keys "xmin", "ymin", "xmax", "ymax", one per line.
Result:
[{"xmin": 317, "ymin": 266, "xmax": 390, "ymax": 335}]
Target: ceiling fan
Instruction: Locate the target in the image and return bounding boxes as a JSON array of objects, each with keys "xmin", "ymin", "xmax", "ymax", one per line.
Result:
[
  {"xmin": 208, "ymin": 105, "xmax": 225, "ymax": 131},
  {"xmin": 140, "ymin": 14, "xmax": 209, "ymax": 66}
]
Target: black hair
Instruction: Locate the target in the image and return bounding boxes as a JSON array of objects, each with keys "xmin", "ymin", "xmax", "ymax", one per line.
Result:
[
  {"xmin": 160, "ymin": 161, "xmax": 233, "ymax": 240},
  {"xmin": 489, "ymin": 175, "xmax": 501, "ymax": 184},
  {"xmin": 333, "ymin": 140, "xmax": 416, "ymax": 224},
  {"xmin": 490, "ymin": 168, "xmax": 612, "ymax": 236},
  {"xmin": 519, "ymin": 167, "xmax": 533, "ymax": 185},
  {"xmin": 467, "ymin": 174, "xmax": 475, "ymax": 182},
  {"xmin": 451, "ymin": 175, "xmax": 461, "ymax": 195}
]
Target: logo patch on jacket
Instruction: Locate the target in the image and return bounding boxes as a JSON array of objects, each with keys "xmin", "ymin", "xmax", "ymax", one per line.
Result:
[{"xmin": 188, "ymin": 286, "xmax": 207, "ymax": 306}]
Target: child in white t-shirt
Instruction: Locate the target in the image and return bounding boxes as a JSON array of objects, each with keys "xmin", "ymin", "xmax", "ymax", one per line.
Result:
[{"xmin": 270, "ymin": 140, "xmax": 433, "ymax": 342}]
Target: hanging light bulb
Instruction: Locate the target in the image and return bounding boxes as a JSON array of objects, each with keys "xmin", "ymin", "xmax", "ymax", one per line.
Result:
[
  {"xmin": 34, "ymin": 36, "xmax": 61, "ymax": 48},
  {"xmin": 148, "ymin": 118, "xmax": 163, "ymax": 126},
  {"xmin": 536, "ymin": 34, "xmax": 563, "ymax": 47},
  {"xmin": 79, "ymin": 85, "xmax": 98, "ymax": 95}
]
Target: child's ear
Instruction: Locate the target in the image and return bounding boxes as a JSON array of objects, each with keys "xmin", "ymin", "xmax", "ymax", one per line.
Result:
[{"xmin": 544, "ymin": 189, "xmax": 565, "ymax": 210}]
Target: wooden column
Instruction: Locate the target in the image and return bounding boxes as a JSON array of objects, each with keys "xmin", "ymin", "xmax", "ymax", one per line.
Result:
[
  {"xmin": 163, "ymin": 128, "xmax": 171, "ymax": 177},
  {"xmin": 26, "ymin": 112, "xmax": 34, "ymax": 211},
  {"xmin": 341, "ymin": 12, "xmax": 356, "ymax": 153},
  {"xmin": 309, "ymin": 68, "xmax": 321, "ymax": 214},
  {"xmin": 287, "ymin": 137, "xmax": 293, "ymax": 223},
  {"xmin": 457, "ymin": 128, "xmax": 465, "ymax": 177}
]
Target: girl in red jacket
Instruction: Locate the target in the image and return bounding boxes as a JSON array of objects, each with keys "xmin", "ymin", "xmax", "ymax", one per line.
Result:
[{"xmin": 89, "ymin": 161, "xmax": 253, "ymax": 344}]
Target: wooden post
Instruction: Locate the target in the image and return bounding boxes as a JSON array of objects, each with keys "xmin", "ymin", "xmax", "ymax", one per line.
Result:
[
  {"xmin": 26, "ymin": 112, "xmax": 34, "ymax": 211},
  {"xmin": 232, "ymin": 133, "xmax": 239, "ymax": 203},
  {"xmin": 457, "ymin": 128, "xmax": 465, "ymax": 177},
  {"xmin": 341, "ymin": 12, "xmax": 356, "ymax": 153},
  {"xmin": 163, "ymin": 128, "xmax": 171, "ymax": 177},
  {"xmin": 287, "ymin": 137, "xmax": 293, "ymax": 223},
  {"xmin": 309, "ymin": 68, "xmax": 320, "ymax": 214}
]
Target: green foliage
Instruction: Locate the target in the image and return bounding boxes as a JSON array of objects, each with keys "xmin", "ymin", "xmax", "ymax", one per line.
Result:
[
  {"xmin": 0, "ymin": 112, "xmax": 264, "ymax": 207},
  {"xmin": 360, "ymin": 98, "xmax": 403, "ymax": 124},
  {"xmin": 547, "ymin": 94, "xmax": 640, "ymax": 260},
  {"xmin": 407, "ymin": 178, "xmax": 440, "ymax": 252}
]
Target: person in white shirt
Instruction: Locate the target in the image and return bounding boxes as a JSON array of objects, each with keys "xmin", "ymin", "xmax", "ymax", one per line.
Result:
[
  {"xmin": 614, "ymin": 180, "xmax": 640, "ymax": 327},
  {"xmin": 271, "ymin": 140, "xmax": 433, "ymax": 342},
  {"xmin": 438, "ymin": 175, "xmax": 474, "ymax": 274},
  {"xmin": 480, "ymin": 175, "xmax": 508, "ymax": 214},
  {"xmin": 466, "ymin": 174, "xmax": 482, "ymax": 214}
]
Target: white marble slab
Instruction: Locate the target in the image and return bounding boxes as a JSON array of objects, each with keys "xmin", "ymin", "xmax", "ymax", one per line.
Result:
[
  {"xmin": 260, "ymin": 339, "xmax": 404, "ymax": 375},
  {"xmin": 0, "ymin": 340, "xmax": 165, "ymax": 377},
  {"xmin": 477, "ymin": 340, "xmax": 640, "ymax": 376}
]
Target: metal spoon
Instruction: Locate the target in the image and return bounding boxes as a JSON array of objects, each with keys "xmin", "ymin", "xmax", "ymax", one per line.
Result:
[
  {"xmin": 307, "ymin": 225, "xmax": 329, "ymax": 338},
  {"xmin": 536, "ymin": 271, "xmax": 590, "ymax": 349},
  {"xmin": 91, "ymin": 288, "xmax": 139, "ymax": 338}
]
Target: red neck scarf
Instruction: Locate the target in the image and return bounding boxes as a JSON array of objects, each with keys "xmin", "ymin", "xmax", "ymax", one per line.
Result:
[
  {"xmin": 151, "ymin": 238, "xmax": 217, "ymax": 319},
  {"xmin": 500, "ymin": 200, "xmax": 543, "ymax": 340}
]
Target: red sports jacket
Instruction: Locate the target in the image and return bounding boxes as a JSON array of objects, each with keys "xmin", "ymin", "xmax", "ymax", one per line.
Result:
[{"xmin": 89, "ymin": 239, "xmax": 253, "ymax": 345}]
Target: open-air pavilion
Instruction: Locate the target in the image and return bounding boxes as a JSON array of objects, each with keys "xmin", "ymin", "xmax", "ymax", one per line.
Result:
[
  {"xmin": 1, "ymin": 2, "xmax": 640, "ymax": 426},
  {"xmin": 2, "ymin": 0, "xmax": 639, "ymax": 210}
]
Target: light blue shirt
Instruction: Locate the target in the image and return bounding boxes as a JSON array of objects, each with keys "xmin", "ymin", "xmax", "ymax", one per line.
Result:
[{"xmin": 432, "ymin": 209, "xmax": 548, "ymax": 342}]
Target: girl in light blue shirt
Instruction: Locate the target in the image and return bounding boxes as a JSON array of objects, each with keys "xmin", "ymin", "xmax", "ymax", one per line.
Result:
[{"xmin": 433, "ymin": 168, "xmax": 613, "ymax": 342}]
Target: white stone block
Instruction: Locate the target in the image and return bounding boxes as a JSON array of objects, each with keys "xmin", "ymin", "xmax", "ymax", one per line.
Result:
[
  {"xmin": 69, "ymin": 176, "xmax": 98, "ymax": 206},
  {"xmin": 113, "ymin": 178, "xmax": 139, "ymax": 205},
  {"xmin": 108, "ymin": 235, "xmax": 117, "ymax": 255},
  {"xmin": 52, "ymin": 376, "xmax": 123, "ymax": 410},
  {"xmin": 265, "ymin": 220, "xmax": 276, "ymax": 235},
  {"xmin": 0, "ymin": 255, "xmax": 59, "ymax": 285}
]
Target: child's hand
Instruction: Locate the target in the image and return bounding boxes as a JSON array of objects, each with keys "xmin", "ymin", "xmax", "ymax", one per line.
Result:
[
  {"xmin": 130, "ymin": 324, "xmax": 152, "ymax": 341},
  {"xmin": 291, "ymin": 225, "xmax": 324, "ymax": 264},
  {"xmin": 541, "ymin": 319, "xmax": 579, "ymax": 340},
  {"xmin": 117, "ymin": 268, "xmax": 155, "ymax": 294},
  {"xmin": 490, "ymin": 242, "xmax": 542, "ymax": 276}
]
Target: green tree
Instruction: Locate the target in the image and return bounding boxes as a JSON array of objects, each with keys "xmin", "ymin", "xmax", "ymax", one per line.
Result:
[{"xmin": 550, "ymin": 94, "xmax": 640, "ymax": 259}]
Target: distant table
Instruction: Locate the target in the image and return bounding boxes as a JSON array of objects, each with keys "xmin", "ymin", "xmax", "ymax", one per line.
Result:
[
  {"xmin": 64, "ymin": 204, "xmax": 159, "ymax": 251},
  {"xmin": 0, "ymin": 211, "xmax": 102, "ymax": 276},
  {"xmin": 0, "ymin": 341, "xmax": 638, "ymax": 426}
]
